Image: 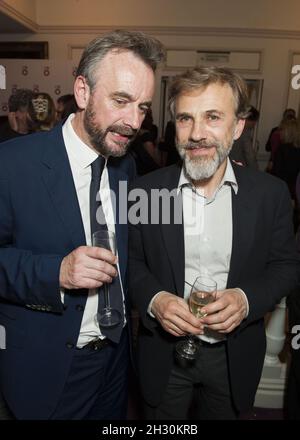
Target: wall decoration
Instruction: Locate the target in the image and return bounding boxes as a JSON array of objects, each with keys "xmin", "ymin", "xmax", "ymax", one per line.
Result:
[
  {"xmin": 0, "ymin": 60, "xmax": 75, "ymax": 115},
  {"xmin": 22, "ymin": 65, "xmax": 28, "ymax": 76},
  {"xmin": 54, "ymin": 85, "xmax": 61, "ymax": 95}
]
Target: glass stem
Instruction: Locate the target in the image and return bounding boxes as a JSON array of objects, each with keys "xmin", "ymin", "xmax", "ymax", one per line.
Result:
[
  {"xmin": 104, "ymin": 284, "xmax": 111, "ymax": 309},
  {"xmin": 186, "ymin": 335, "xmax": 196, "ymax": 349}
]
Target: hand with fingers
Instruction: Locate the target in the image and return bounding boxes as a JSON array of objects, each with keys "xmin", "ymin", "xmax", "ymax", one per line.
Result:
[
  {"xmin": 199, "ymin": 288, "xmax": 247, "ymax": 333},
  {"xmin": 151, "ymin": 291, "xmax": 204, "ymax": 337},
  {"xmin": 59, "ymin": 245, "xmax": 118, "ymax": 290}
]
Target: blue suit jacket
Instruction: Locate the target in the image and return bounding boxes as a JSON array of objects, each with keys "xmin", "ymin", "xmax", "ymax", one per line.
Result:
[{"xmin": 0, "ymin": 124, "xmax": 135, "ymax": 419}]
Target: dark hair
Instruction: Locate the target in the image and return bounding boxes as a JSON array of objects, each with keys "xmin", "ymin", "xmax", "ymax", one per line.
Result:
[
  {"xmin": 8, "ymin": 89, "xmax": 34, "ymax": 112},
  {"xmin": 247, "ymin": 106, "xmax": 260, "ymax": 122},
  {"xmin": 282, "ymin": 108, "xmax": 296, "ymax": 121},
  {"xmin": 57, "ymin": 94, "xmax": 74, "ymax": 105},
  {"xmin": 57, "ymin": 94, "xmax": 78, "ymax": 120},
  {"xmin": 76, "ymin": 29, "xmax": 165, "ymax": 90},
  {"xmin": 169, "ymin": 66, "xmax": 249, "ymax": 119}
]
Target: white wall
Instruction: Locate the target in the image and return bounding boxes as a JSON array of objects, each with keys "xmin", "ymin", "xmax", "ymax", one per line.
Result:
[
  {"xmin": 33, "ymin": 0, "xmax": 300, "ymax": 31},
  {"xmin": 3, "ymin": 0, "xmax": 300, "ymax": 31}
]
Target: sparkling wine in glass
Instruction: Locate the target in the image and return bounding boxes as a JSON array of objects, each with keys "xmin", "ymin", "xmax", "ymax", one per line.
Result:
[
  {"xmin": 92, "ymin": 230, "xmax": 121, "ymax": 328},
  {"xmin": 175, "ymin": 275, "xmax": 217, "ymax": 360},
  {"xmin": 189, "ymin": 288, "xmax": 216, "ymax": 318}
]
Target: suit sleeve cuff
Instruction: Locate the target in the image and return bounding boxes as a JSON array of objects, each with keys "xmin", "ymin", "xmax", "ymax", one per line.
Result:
[
  {"xmin": 147, "ymin": 291, "xmax": 165, "ymax": 318},
  {"xmin": 235, "ymin": 287, "xmax": 249, "ymax": 317}
]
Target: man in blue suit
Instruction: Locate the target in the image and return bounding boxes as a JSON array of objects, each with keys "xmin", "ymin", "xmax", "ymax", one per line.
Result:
[{"xmin": 0, "ymin": 30, "xmax": 164, "ymax": 419}]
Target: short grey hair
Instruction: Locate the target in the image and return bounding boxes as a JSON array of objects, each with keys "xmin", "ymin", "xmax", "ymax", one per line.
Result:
[
  {"xmin": 76, "ymin": 29, "xmax": 165, "ymax": 91},
  {"xmin": 169, "ymin": 66, "xmax": 249, "ymax": 120}
]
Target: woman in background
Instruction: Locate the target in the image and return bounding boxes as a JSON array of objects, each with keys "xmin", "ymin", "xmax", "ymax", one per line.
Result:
[{"xmin": 28, "ymin": 92, "xmax": 56, "ymax": 132}]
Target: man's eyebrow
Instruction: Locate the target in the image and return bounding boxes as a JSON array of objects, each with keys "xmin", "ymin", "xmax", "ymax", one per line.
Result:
[
  {"xmin": 110, "ymin": 91, "xmax": 152, "ymax": 108},
  {"xmin": 206, "ymin": 109, "xmax": 225, "ymax": 116},
  {"xmin": 176, "ymin": 112, "xmax": 193, "ymax": 119},
  {"xmin": 110, "ymin": 91, "xmax": 133, "ymax": 100}
]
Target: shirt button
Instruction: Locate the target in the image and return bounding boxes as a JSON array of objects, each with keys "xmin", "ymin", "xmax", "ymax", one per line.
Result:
[
  {"xmin": 66, "ymin": 342, "xmax": 74, "ymax": 349},
  {"xmin": 76, "ymin": 305, "xmax": 84, "ymax": 312}
]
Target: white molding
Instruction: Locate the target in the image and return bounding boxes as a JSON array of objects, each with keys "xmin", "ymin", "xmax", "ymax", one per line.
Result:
[
  {"xmin": 35, "ymin": 25, "xmax": 300, "ymax": 40},
  {"xmin": 2, "ymin": 13, "xmax": 300, "ymax": 41},
  {"xmin": 0, "ymin": 2, "xmax": 38, "ymax": 32}
]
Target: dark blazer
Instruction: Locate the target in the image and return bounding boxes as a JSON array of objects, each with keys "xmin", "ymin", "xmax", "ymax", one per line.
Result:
[
  {"xmin": 0, "ymin": 124, "xmax": 135, "ymax": 419},
  {"xmin": 129, "ymin": 161, "xmax": 300, "ymax": 412}
]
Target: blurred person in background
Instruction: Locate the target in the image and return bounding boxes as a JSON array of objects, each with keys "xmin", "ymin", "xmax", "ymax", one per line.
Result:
[
  {"xmin": 230, "ymin": 105, "xmax": 259, "ymax": 169},
  {"xmin": 27, "ymin": 92, "xmax": 56, "ymax": 132},
  {"xmin": 265, "ymin": 108, "xmax": 296, "ymax": 172},
  {"xmin": 130, "ymin": 109, "xmax": 161, "ymax": 175},
  {"xmin": 272, "ymin": 118, "xmax": 300, "ymax": 202},
  {"xmin": 0, "ymin": 89, "xmax": 34, "ymax": 142},
  {"xmin": 56, "ymin": 94, "xmax": 78, "ymax": 122},
  {"xmin": 159, "ymin": 119, "xmax": 181, "ymax": 166}
]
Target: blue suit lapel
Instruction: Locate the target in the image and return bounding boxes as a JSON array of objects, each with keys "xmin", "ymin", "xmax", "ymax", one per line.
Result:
[{"xmin": 40, "ymin": 125, "xmax": 86, "ymax": 251}]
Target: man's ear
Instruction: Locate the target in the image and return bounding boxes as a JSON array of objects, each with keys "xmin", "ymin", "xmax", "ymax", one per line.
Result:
[
  {"xmin": 233, "ymin": 118, "xmax": 246, "ymax": 141},
  {"xmin": 73, "ymin": 75, "xmax": 90, "ymax": 110}
]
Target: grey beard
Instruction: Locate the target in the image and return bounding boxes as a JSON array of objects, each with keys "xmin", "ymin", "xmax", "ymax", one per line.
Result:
[
  {"xmin": 177, "ymin": 140, "xmax": 233, "ymax": 182},
  {"xmin": 184, "ymin": 153, "xmax": 220, "ymax": 181},
  {"xmin": 83, "ymin": 106, "xmax": 136, "ymax": 157}
]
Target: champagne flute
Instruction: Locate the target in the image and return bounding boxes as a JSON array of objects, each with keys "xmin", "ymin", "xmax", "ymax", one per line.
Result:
[
  {"xmin": 92, "ymin": 230, "xmax": 121, "ymax": 328},
  {"xmin": 175, "ymin": 275, "xmax": 217, "ymax": 360}
]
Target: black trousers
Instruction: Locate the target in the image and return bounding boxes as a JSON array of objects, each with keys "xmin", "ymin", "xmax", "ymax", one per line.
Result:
[{"xmin": 144, "ymin": 341, "xmax": 237, "ymax": 420}]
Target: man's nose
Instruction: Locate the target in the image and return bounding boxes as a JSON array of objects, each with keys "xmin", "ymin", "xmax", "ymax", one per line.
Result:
[
  {"xmin": 189, "ymin": 120, "xmax": 207, "ymax": 142},
  {"xmin": 123, "ymin": 106, "xmax": 143, "ymax": 130}
]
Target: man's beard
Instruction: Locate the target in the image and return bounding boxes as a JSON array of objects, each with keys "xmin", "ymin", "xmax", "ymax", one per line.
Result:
[
  {"xmin": 83, "ymin": 102, "xmax": 137, "ymax": 157},
  {"xmin": 176, "ymin": 137, "xmax": 234, "ymax": 182}
]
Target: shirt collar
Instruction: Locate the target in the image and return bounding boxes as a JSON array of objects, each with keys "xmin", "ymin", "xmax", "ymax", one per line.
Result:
[
  {"xmin": 62, "ymin": 113, "xmax": 105, "ymax": 169},
  {"xmin": 177, "ymin": 158, "xmax": 238, "ymax": 195}
]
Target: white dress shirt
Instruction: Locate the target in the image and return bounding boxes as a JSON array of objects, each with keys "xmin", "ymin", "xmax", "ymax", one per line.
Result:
[
  {"xmin": 62, "ymin": 114, "xmax": 125, "ymax": 348},
  {"xmin": 180, "ymin": 159, "xmax": 248, "ymax": 343}
]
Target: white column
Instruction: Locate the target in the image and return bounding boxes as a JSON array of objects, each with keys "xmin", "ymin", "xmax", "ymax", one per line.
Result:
[{"xmin": 254, "ymin": 297, "xmax": 288, "ymax": 408}]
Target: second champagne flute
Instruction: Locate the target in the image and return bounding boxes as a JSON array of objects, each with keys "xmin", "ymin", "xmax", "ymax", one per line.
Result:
[
  {"xmin": 175, "ymin": 275, "xmax": 217, "ymax": 360},
  {"xmin": 92, "ymin": 230, "xmax": 121, "ymax": 328}
]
